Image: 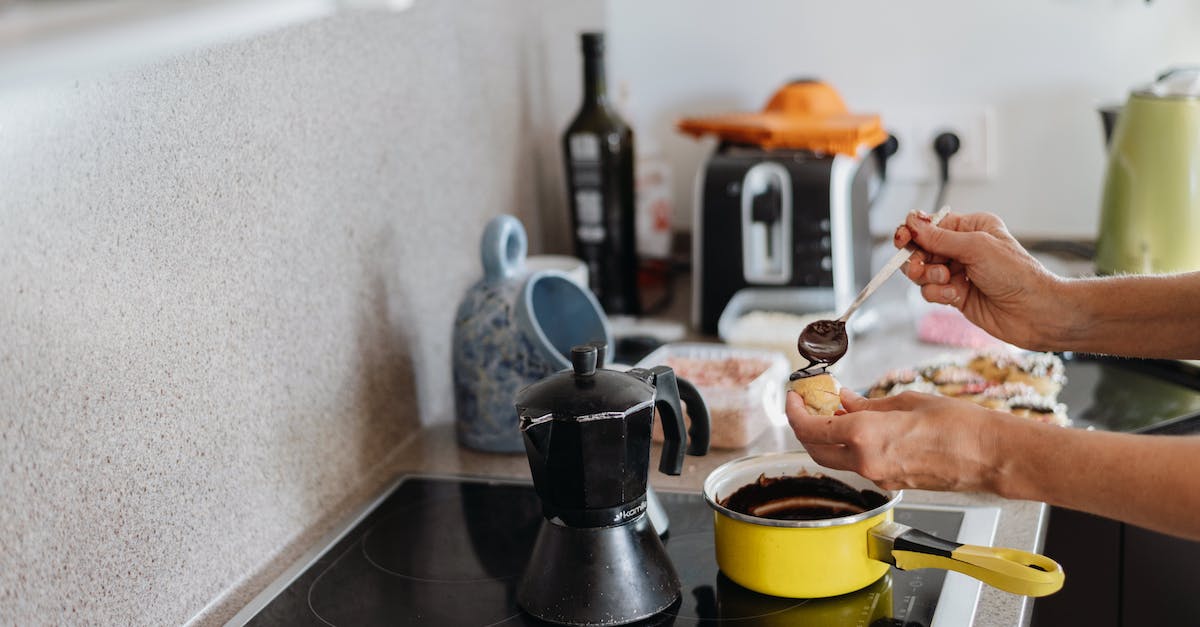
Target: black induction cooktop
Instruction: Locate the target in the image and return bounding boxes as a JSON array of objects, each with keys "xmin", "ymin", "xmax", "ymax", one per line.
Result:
[
  {"xmin": 231, "ymin": 476, "xmax": 1001, "ymax": 627},
  {"xmin": 1060, "ymin": 353, "xmax": 1200, "ymax": 434}
]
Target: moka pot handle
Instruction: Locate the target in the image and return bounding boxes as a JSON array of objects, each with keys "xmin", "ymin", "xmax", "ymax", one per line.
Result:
[
  {"xmin": 677, "ymin": 376, "xmax": 710, "ymax": 456},
  {"xmin": 647, "ymin": 367, "xmax": 710, "ymax": 476}
]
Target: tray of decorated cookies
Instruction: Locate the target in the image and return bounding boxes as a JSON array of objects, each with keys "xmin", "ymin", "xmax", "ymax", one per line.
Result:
[{"xmin": 861, "ymin": 351, "xmax": 1070, "ymax": 426}]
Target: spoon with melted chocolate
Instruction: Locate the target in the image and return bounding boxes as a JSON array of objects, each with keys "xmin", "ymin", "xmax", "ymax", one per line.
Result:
[{"xmin": 796, "ymin": 207, "xmax": 951, "ymax": 370}]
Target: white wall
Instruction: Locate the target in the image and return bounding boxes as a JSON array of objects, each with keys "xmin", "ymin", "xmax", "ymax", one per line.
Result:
[
  {"xmin": 606, "ymin": 0, "xmax": 1200, "ymax": 239},
  {"xmin": 529, "ymin": 1, "xmax": 606, "ymax": 254}
]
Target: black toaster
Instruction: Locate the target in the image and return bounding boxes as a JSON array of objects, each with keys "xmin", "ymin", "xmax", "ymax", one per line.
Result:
[{"xmin": 692, "ymin": 143, "xmax": 882, "ymax": 334}]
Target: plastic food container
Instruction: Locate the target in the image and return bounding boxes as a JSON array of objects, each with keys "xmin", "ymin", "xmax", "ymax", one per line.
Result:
[
  {"xmin": 636, "ymin": 343, "xmax": 789, "ymax": 449},
  {"xmin": 716, "ymin": 289, "xmax": 873, "ymax": 372}
]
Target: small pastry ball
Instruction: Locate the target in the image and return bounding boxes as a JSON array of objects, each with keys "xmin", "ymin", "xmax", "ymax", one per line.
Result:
[{"xmin": 790, "ymin": 372, "xmax": 842, "ymax": 416}]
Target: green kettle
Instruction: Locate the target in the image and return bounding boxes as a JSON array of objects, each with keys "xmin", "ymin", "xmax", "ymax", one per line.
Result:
[{"xmin": 1096, "ymin": 69, "xmax": 1200, "ymax": 275}]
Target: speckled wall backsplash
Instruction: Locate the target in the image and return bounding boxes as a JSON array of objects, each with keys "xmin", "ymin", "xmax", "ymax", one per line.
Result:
[{"xmin": 0, "ymin": 1, "xmax": 574, "ymax": 622}]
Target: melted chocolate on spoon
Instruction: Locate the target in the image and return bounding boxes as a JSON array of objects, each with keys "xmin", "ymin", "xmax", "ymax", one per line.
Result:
[{"xmin": 796, "ymin": 319, "xmax": 848, "ymax": 369}]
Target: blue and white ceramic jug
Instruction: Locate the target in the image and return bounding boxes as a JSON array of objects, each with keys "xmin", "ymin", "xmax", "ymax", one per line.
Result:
[{"xmin": 453, "ymin": 215, "xmax": 612, "ymax": 452}]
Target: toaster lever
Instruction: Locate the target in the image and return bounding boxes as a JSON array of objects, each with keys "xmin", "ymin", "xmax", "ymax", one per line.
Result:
[
  {"xmin": 741, "ymin": 162, "xmax": 792, "ymax": 285},
  {"xmin": 751, "ymin": 186, "xmax": 783, "ymax": 258}
]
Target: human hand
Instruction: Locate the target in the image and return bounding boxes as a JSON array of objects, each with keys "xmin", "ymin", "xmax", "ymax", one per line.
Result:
[
  {"xmin": 786, "ymin": 388, "xmax": 1012, "ymax": 493},
  {"xmin": 894, "ymin": 210, "xmax": 1064, "ymax": 350}
]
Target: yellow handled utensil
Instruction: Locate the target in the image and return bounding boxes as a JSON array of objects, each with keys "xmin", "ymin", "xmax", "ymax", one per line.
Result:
[{"xmin": 869, "ymin": 520, "xmax": 1065, "ymax": 597}]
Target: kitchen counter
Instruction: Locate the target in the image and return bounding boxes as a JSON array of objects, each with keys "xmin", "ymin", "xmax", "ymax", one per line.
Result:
[
  {"xmin": 385, "ymin": 423, "xmax": 1048, "ymax": 627},
  {"xmin": 215, "ymin": 256, "xmax": 1059, "ymax": 626},
  {"xmin": 214, "ymin": 245, "xmax": 1200, "ymax": 626},
  {"xmin": 370, "ymin": 271, "xmax": 1050, "ymax": 626}
]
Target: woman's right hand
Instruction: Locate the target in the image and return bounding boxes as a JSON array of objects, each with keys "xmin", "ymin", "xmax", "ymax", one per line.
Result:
[{"xmin": 895, "ymin": 210, "xmax": 1066, "ymax": 351}]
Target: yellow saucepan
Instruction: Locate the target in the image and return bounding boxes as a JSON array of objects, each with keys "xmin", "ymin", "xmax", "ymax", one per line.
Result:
[{"xmin": 703, "ymin": 452, "xmax": 1065, "ymax": 599}]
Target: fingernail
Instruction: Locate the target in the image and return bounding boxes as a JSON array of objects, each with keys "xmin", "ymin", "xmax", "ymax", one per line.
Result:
[
  {"xmin": 915, "ymin": 210, "xmax": 932, "ymax": 222},
  {"xmin": 942, "ymin": 287, "xmax": 957, "ymax": 301}
]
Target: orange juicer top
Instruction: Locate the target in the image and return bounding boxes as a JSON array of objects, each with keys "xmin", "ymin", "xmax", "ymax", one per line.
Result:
[{"xmin": 677, "ymin": 80, "xmax": 887, "ymax": 155}]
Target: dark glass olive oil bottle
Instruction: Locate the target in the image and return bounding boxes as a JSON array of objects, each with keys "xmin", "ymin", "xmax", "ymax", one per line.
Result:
[{"xmin": 562, "ymin": 32, "xmax": 640, "ymax": 315}]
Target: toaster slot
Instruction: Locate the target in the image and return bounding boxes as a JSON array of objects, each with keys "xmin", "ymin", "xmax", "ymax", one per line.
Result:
[{"xmin": 741, "ymin": 162, "xmax": 792, "ymax": 285}]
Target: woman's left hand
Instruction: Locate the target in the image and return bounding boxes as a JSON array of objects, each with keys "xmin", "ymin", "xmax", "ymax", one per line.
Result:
[{"xmin": 786, "ymin": 388, "xmax": 1015, "ymax": 493}]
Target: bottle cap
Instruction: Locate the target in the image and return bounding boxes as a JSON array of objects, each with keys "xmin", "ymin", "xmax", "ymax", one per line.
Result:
[{"xmin": 581, "ymin": 32, "xmax": 604, "ymax": 53}]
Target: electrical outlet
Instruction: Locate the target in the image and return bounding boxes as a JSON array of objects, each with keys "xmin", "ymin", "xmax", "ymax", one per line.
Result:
[{"xmin": 885, "ymin": 108, "xmax": 995, "ymax": 182}]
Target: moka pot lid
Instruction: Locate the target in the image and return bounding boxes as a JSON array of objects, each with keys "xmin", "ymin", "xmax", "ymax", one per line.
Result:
[{"xmin": 515, "ymin": 344, "xmax": 654, "ymax": 428}]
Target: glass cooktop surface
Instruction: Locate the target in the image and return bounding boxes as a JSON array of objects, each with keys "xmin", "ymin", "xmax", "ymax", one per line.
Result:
[
  {"xmin": 234, "ymin": 476, "xmax": 998, "ymax": 627},
  {"xmin": 1060, "ymin": 353, "xmax": 1200, "ymax": 434}
]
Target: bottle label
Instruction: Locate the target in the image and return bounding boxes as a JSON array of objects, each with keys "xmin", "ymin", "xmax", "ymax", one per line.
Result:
[
  {"xmin": 635, "ymin": 156, "xmax": 673, "ymax": 259},
  {"xmin": 569, "ymin": 132, "xmax": 601, "ymax": 161},
  {"xmin": 574, "ymin": 191, "xmax": 605, "ymax": 243},
  {"xmin": 568, "ymin": 132, "xmax": 606, "ymax": 243}
]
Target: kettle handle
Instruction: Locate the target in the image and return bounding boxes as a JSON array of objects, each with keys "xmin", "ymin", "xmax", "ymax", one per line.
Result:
[
  {"xmin": 1157, "ymin": 66, "xmax": 1200, "ymax": 82},
  {"xmin": 648, "ymin": 367, "xmax": 710, "ymax": 476}
]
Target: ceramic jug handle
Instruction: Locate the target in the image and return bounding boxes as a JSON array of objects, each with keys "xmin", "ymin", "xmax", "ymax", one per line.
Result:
[{"xmin": 481, "ymin": 215, "xmax": 527, "ymax": 283}]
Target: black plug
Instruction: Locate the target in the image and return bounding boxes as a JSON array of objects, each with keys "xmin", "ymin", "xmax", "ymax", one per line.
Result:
[
  {"xmin": 933, "ymin": 131, "xmax": 961, "ymax": 184},
  {"xmin": 931, "ymin": 131, "xmax": 961, "ymax": 211},
  {"xmin": 873, "ymin": 133, "xmax": 900, "ymax": 179}
]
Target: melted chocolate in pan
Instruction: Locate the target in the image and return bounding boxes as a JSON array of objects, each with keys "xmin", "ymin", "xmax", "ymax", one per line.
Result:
[{"xmin": 720, "ymin": 474, "xmax": 889, "ymax": 521}]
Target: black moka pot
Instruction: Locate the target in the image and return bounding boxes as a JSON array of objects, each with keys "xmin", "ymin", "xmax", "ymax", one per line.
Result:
[{"xmin": 514, "ymin": 343, "xmax": 710, "ymax": 626}]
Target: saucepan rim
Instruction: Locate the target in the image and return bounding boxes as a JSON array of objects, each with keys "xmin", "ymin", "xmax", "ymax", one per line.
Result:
[{"xmin": 702, "ymin": 451, "xmax": 901, "ymax": 528}]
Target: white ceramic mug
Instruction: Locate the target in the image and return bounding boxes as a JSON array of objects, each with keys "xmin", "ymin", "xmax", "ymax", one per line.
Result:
[{"xmin": 526, "ymin": 254, "xmax": 589, "ymax": 289}]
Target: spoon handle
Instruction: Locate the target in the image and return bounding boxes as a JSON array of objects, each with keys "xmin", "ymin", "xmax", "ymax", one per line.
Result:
[{"xmin": 837, "ymin": 206, "xmax": 951, "ymax": 323}]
